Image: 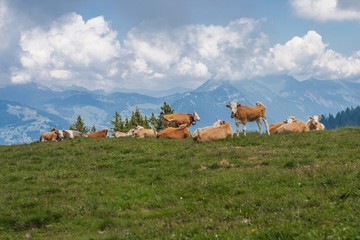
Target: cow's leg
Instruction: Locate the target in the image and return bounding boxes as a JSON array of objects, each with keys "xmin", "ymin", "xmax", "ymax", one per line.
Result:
[
  {"xmin": 256, "ymin": 119, "xmax": 262, "ymax": 135},
  {"xmin": 262, "ymin": 118, "xmax": 270, "ymax": 135},
  {"xmin": 236, "ymin": 122, "xmax": 241, "ymax": 137},
  {"xmin": 242, "ymin": 123, "xmax": 247, "ymax": 136}
]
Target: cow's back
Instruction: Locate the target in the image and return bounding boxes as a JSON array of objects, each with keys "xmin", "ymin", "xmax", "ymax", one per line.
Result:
[
  {"xmin": 194, "ymin": 123, "xmax": 233, "ymax": 142},
  {"xmin": 237, "ymin": 105, "xmax": 266, "ymax": 122}
]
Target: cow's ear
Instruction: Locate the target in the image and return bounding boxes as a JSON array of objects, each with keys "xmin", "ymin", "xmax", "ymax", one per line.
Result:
[
  {"xmin": 308, "ymin": 116, "xmax": 313, "ymax": 120},
  {"xmin": 318, "ymin": 115, "xmax": 322, "ymax": 120},
  {"xmin": 225, "ymin": 104, "xmax": 230, "ymax": 108},
  {"xmin": 237, "ymin": 103, "xmax": 241, "ymax": 107}
]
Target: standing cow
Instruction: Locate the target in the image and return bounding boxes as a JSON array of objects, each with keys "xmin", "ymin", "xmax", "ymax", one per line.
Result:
[
  {"xmin": 226, "ymin": 101, "xmax": 270, "ymax": 136},
  {"xmin": 161, "ymin": 112, "xmax": 200, "ymax": 128}
]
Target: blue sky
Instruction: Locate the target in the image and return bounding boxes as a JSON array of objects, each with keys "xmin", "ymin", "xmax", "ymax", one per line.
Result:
[{"xmin": 1, "ymin": 0, "xmax": 360, "ymax": 92}]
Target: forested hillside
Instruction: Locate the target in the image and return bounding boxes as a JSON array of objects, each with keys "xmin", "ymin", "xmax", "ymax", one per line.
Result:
[{"xmin": 322, "ymin": 106, "xmax": 360, "ymax": 129}]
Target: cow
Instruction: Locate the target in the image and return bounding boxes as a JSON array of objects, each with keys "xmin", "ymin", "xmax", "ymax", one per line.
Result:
[
  {"xmin": 161, "ymin": 112, "xmax": 200, "ymax": 128},
  {"xmin": 51, "ymin": 128, "xmax": 65, "ymax": 141},
  {"xmin": 112, "ymin": 131, "xmax": 128, "ymax": 138},
  {"xmin": 39, "ymin": 129, "xmax": 60, "ymax": 142},
  {"xmin": 84, "ymin": 129, "xmax": 108, "ymax": 139},
  {"xmin": 156, "ymin": 124, "xmax": 191, "ymax": 139},
  {"xmin": 193, "ymin": 122, "xmax": 233, "ymax": 143},
  {"xmin": 307, "ymin": 115, "xmax": 325, "ymax": 131},
  {"xmin": 133, "ymin": 127, "xmax": 157, "ymax": 138},
  {"xmin": 269, "ymin": 116, "xmax": 297, "ymax": 134},
  {"xmin": 226, "ymin": 101, "xmax": 270, "ymax": 136},
  {"xmin": 63, "ymin": 130, "xmax": 83, "ymax": 139},
  {"xmin": 275, "ymin": 121, "xmax": 309, "ymax": 134}
]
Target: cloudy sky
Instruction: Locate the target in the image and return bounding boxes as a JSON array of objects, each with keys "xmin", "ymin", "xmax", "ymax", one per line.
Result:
[{"xmin": 1, "ymin": 0, "xmax": 360, "ymax": 92}]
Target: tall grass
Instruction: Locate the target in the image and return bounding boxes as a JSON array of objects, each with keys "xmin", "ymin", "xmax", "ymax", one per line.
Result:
[{"xmin": 0, "ymin": 128, "xmax": 359, "ymax": 239}]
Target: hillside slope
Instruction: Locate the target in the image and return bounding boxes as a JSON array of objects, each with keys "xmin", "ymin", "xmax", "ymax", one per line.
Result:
[{"xmin": 1, "ymin": 128, "xmax": 359, "ymax": 239}]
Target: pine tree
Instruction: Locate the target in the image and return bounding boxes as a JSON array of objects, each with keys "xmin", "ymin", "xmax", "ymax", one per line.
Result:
[
  {"xmin": 90, "ymin": 124, "xmax": 97, "ymax": 132},
  {"xmin": 110, "ymin": 111, "xmax": 124, "ymax": 132},
  {"xmin": 155, "ymin": 102, "xmax": 175, "ymax": 130},
  {"xmin": 69, "ymin": 115, "xmax": 90, "ymax": 134}
]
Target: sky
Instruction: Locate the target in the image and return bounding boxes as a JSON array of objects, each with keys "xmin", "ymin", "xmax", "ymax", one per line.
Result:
[{"xmin": 1, "ymin": 0, "xmax": 360, "ymax": 92}]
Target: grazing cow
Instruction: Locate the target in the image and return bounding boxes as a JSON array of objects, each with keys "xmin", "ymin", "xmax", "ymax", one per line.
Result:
[
  {"xmin": 133, "ymin": 127, "xmax": 157, "ymax": 138},
  {"xmin": 275, "ymin": 121, "xmax": 309, "ymax": 134},
  {"xmin": 39, "ymin": 130, "xmax": 60, "ymax": 142},
  {"xmin": 226, "ymin": 101, "xmax": 270, "ymax": 136},
  {"xmin": 84, "ymin": 129, "xmax": 108, "ymax": 139},
  {"xmin": 307, "ymin": 115, "xmax": 325, "ymax": 131},
  {"xmin": 161, "ymin": 112, "xmax": 200, "ymax": 128},
  {"xmin": 269, "ymin": 116, "xmax": 297, "ymax": 134},
  {"xmin": 112, "ymin": 131, "xmax": 128, "ymax": 138},
  {"xmin": 157, "ymin": 124, "xmax": 191, "ymax": 139},
  {"xmin": 193, "ymin": 122, "xmax": 233, "ymax": 143}
]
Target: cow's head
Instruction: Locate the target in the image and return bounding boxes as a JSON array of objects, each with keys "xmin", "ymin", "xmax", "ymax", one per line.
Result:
[
  {"xmin": 283, "ymin": 116, "xmax": 297, "ymax": 124},
  {"xmin": 226, "ymin": 102, "xmax": 240, "ymax": 118},
  {"xmin": 193, "ymin": 112, "xmax": 200, "ymax": 122}
]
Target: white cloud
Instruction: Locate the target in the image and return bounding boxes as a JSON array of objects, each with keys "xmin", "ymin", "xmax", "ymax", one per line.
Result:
[
  {"xmin": 291, "ymin": 0, "xmax": 360, "ymax": 22},
  {"xmin": 10, "ymin": 10, "xmax": 360, "ymax": 92},
  {"xmin": 13, "ymin": 13, "xmax": 122, "ymax": 90}
]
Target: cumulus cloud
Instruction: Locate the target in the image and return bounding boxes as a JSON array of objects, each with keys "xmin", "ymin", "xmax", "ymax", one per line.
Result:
[
  {"xmin": 291, "ymin": 0, "xmax": 360, "ymax": 22},
  {"xmin": 10, "ymin": 10, "xmax": 360, "ymax": 92},
  {"xmin": 12, "ymin": 13, "xmax": 122, "ymax": 90}
]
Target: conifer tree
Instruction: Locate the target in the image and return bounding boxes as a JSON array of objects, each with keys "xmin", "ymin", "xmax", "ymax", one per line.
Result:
[
  {"xmin": 90, "ymin": 124, "xmax": 97, "ymax": 132},
  {"xmin": 110, "ymin": 111, "xmax": 124, "ymax": 132},
  {"xmin": 69, "ymin": 115, "xmax": 90, "ymax": 134}
]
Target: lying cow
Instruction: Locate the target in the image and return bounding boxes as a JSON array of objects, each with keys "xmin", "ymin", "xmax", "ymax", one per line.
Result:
[
  {"xmin": 226, "ymin": 101, "xmax": 270, "ymax": 136},
  {"xmin": 161, "ymin": 112, "xmax": 200, "ymax": 128},
  {"xmin": 84, "ymin": 129, "xmax": 108, "ymax": 139},
  {"xmin": 193, "ymin": 122, "xmax": 233, "ymax": 143},
  {"xmin": 63, "ymin": 130, "xmax": 83, "ymax": 139},
  {"xmin": 275, "ymin": 121, "xmax": 309, "ymax": 134},
  {"xmin": 307, "ymin": 115, "xmax": 325, "ymax": 131},
  {"xmin": 156, "ymin": 124, "xmax": 191, "ymax": 139},
  {"xmin": 269, "ymin": 116, "xmax": 297, "ymax": 134},
  {"xmin": 39, "ymin": 129, "xmax": 60, "ymax": 142},
  {"xmin": 133, "ymin": 127, "xmax": 157, "ymax": 138},
  {"xmin": 112, "ymin": 131, "xmax": 128, "ymax": 138}
]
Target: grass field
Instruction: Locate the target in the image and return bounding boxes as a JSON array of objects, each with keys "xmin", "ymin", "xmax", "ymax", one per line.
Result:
[{"xmin": 1, "ymin": 128, "xmax": 359, "ymax": 239}]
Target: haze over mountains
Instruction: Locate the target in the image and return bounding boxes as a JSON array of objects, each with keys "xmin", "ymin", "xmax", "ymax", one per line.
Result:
[{"xmin": 1, "ymin": 75, "xmax": 360, "ymax": 145}]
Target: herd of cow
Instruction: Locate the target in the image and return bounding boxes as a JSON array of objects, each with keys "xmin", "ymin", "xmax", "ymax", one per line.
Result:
[{"xmin": 39, "ymin": 101, "xmax": 325, "ymax": 143}]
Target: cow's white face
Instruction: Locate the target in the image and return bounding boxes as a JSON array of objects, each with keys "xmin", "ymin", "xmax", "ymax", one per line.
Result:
[
  {"xmin": 284, "ymin": 116, "xmax": 296, "ymax": 124},
  {"xmin": 226, "ymin": 102, "xmax": 238, "ymax": 118},
  {"xmin": 193, "ymin": 112, "xmax": 201, "ymax": 121},
  {"xmin": 58, "ymin": 130, "xmax": 64, "ymax": 139}
]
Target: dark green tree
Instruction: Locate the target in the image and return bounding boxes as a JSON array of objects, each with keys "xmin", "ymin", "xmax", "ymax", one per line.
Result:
[
  {"xmin": 90, "ymin": 124, "xmax": 97, "ymax": 132},
  {"xmin": 110, "ymin": 111, "xmax": 124, "ymax": 132},
  {"xmin": 154, "ymin": 102, "xmax": 175, "ymax": 130},
  {"xmin": 69, "ymin": 115, "xmax": 90, "ymax": 134}
]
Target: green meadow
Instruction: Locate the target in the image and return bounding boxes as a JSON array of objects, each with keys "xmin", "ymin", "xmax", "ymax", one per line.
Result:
[{"xmin": 1, "ymin": 128, "xmax": 359, "ymax": 239}]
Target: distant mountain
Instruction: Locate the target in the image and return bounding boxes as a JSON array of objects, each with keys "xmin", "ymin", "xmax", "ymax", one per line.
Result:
[{"xmin": 1, "ymin": 76, "xmax": 360, "ymax": 144}]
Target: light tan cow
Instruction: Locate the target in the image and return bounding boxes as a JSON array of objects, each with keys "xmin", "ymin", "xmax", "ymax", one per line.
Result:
[
  {"xmin": 226, "ymin": 101, "xmax": 270, "ymax": 136},
  {"xmin": 85, "ymin": 129, "xmax": 108, "ymax": 138},
  {"xmin": 307, "ymin": 115, "xmax": 325, "ymax": 131},
  {"xmin": 39, "ymin": 130, "xmax": 60, "ymax": 142},
  {"xmin": 193, "ymin": 122, "xmax": 233, "ymax": 143},
  {"xmin": 275, "ymin": 121, "xmax": 309, "ymax": 134},
  {"xmin": 112, "ymin": 131, "xmax": 128, "ymax": 138},
  {"xmin": 162, "ymin": 112, "xmax": 200, "ymax": 128},
  {"xmin": 156, "ymin": 124, "xmax": 191, "ymax": 139},
  {"xmin": 269, "ymin": 116, "xmax": 297, "ymax": 134},
  {"xmin": 133, "ymin": 127, "xmax": 157, "ymax": 138}
]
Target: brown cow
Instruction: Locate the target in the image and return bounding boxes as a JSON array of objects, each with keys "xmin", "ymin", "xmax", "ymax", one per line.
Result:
[
  {"xmin": 156, "ymin": 124, "xmax": 191, "ymax": 139},
  {"xmin": 85, "ymin": 129, "xmax": 108, "ymax": 138},
  {"xmin": 226, "ymin": 101, "xmax": 270, "ymax": 136},
  {"xmin": 307, "ymin": 115, "xmax": 325, "ymax": 131},
  {"xmin": 39, "ymin": 130, "xmax": 60, "ymax": 142},
  {"xmin": 133, "ymin": 127, "xmax": 157, "ymax": 138},
  {"xmin": 269, "ymin": 116, "xmax": 297, "ymax": 134},
  {"xmin": 161, "ymin": 112, "xmax": 200, "ymax": 128},
  {"xmin": 275, "ymin": 121, "xmax": 309, "ymax": 134},
  {"xmin": 193, "ymin": 122, "xmax": 233, "ymax": 143}
]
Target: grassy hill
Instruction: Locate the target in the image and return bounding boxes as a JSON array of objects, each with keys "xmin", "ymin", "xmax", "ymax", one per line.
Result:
[{"xmin": 1, "ymin": 128, "xmax": 359, "ymax": 239}]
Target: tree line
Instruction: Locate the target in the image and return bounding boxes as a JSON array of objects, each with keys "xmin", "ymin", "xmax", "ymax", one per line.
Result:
[
  {"xmin": 321, "ymin": 105, "xmax": 360, "ymax": 129},
  {"xmin": 69, "ymin": 102, "xmax": 174, "ymax": 134}
]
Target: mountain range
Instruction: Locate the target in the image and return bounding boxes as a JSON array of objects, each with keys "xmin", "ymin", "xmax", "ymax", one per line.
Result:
[{"xmin": 1, "ymin": 75, "xmax": 360, "ymax": 145}]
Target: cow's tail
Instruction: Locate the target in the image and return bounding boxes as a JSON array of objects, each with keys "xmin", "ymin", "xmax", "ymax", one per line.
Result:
[{"xmin": 256, "ymin": 101, "xmax": 266, "ymax": 108}]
